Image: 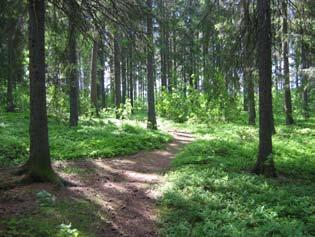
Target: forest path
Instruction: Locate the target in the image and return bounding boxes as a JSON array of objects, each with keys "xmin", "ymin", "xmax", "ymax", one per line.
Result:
[{"xmin": 56, "ymin": 130, "xmax": 195, "ymax": 237}]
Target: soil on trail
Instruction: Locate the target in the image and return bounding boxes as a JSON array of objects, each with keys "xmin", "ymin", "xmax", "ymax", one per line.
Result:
[{"xmin": 0, "ymin": 131, "xmax": 194, "ymax": 237}]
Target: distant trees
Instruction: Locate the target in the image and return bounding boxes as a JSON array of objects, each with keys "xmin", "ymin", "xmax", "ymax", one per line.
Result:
[{"xmin": 1, "ymin": 0, "xmax": 314, "ymax": 182}]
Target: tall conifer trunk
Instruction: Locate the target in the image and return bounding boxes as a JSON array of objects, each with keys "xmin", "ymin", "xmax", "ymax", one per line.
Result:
[
  {"xmin": 6, "ymin": 35, "xmax": 15, "ymax": 112},
  {"xmin": 114, "ymin": 32, "xmax": 121, "ymax": 118},
  {"xmin": 90, "ymin": 35, "xmax": 99, "ymax": 114},
  {"xmin": 27, "ymin": 0, "xmax": 56, "ymax": 181},
  {"xmin": 147, "ymin": 0, "xmax": 157, "ymax": 130},
  {"xmin": 252, "ymin": 0, "xmax": 276, "ymax": 177},
  {"xmin": 282, "ymin": 0, "xmax": 294, "ymax": 125},
  {"xmin": 68, "ymin": 4, "xmax": 79, "ymax": 126},
  {"xmin": 128, "ymin": 37, "xmax": 134, "ymax": 108},
  {"xmin": 98, "ymin": 49, "xmax": 106, "ymax": 108}
]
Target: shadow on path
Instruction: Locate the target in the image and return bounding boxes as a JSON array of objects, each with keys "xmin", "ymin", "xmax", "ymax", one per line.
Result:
[{"xmin": 0, "ymin": 131, "xmax": 194, "ymax": 237}]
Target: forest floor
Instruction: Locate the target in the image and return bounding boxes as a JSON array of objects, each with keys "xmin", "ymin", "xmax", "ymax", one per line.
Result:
[
  {"xmin": 1, "ymin": 113, "xmax": 315, "ymax": 236},
  {"xmin": 0, "ymin": 129, "xmax": 194, "ymax": 237}
]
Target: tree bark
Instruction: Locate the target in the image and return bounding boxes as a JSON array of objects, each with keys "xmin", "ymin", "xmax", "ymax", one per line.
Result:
[
  {"xmin": 6, "ymin": 35, "xmax": 15, "ymax": 112},
  {"xmin": 98, "ymin": 48, "xmax": 106, "ymax": 108},
  {"xmin": 121, "ymin": 43, "xmax": 127, "ymax": 104},
  {"xmin": 252, "ymin": 0, "xmax": 276, "ymax": 177},
  {"xmin": 301, "ymin": 40, "xmax": 309, "ymax": 119},
  {"xmin": 114, "ymin": 32, "xmax": 121, "ymax": 118},
  {"xmin": 242, "ymin": 0, "xmax": 256, "ymax": 124},
  {"xmin": 282, "ymin": 0, "xmax": 294, "ymax": 125},
  {"xmin": 246, "ymin": 68, "xmax": 256, "ymax": 125},
  {"xmin": 159, "ymin": 0, "xmax": 167, "ymax": 92},
  {"xmin": 128, "ymin": 37, "xmax": 134, "ymax": 108},
  {"xmin": 109, "ymin": 54, "xmax": 115, "ymax": 104},
  {"xmin": 27, "ymin": 0, "xmax": 56, "ymax": 181},
  {"xmin": 147, "ymin": 0, "xmax": 157, "ymax": 129},
  {"xmin": 68, "ymin": 7, "xmax": 79, "ymax": 126},
  {"xmin": 90, "ymin": 35, "xmax": 99, "ymax": 114},
  {"xmin": 172, "ymin": 25, "xmax": 177, "ymax": 88}
]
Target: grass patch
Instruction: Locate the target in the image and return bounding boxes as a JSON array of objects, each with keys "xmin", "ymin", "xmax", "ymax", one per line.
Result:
[
  {"xmin": 0, "ymin": 190, "xmax": 107, "ymax": 237},
  {"xmin": 158, "ymin": 120, "xmax": 315, "ymax": 237},
  {"xmin": 0, "ymin": 112, "xmax": 171, "ymax": 167}
]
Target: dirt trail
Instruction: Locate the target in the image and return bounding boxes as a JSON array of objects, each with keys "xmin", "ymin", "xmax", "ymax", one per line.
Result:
[
  {"xmin": 0, "ymin": 131, "xmax": 194, "ymax": 237},
  {"xmin": 61, "ymin": 131, "xmax": 194, "ymax": 237},
  {"xmin": 85, "ymin": 131, "xmax": 194, "ymax": 236}
]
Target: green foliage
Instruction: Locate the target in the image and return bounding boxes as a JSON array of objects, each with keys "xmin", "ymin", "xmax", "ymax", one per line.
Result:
[
  {"xmin": 36, "ymin": 190, "xmax": 56, "ymax": 207},
  {"xmin": 0, "ymin": 196, "xmax": 105, "ymax": 237},
  {"xmin": 57, "ymin": 224, "xmax": 80, "ymax": 237},
  {"xmin": 0, "ymin": 112, "xmax": 171, "ymax": 167},
  {"xmin": 157, "ymin": 76, "xmax": 241, "ymax": 124},
  {"xmin": 157, "ymin": 89, "xmax": 189, "ymax": 123},
  {"xmin": 158, "ymin": 121, "xmax": 315, "ymax": 237}
]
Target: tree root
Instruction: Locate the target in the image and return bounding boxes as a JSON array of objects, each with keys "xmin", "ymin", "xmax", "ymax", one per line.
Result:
[{"xmin": 11, "ymin": 165, "xmax": 77, "ymax": 188}]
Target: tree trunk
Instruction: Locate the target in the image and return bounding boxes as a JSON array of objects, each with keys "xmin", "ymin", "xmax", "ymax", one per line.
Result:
[
  {"xmin": 98, "ymin": 48, "xmax": 106, "ymax": 108},
  {"xmin": 282, "ymin": 0, "xmax": 294, "ymax": 125},
  {"xmin": 68, "ymin": 7, "xmax": 79, "ymax": 126},
  {"xmin": 147, "ymin": 0, "xmax": 157, "ymax": 130},
  {"xmin": 159, "ymin": 1, "xmax": 167, "ymax": 92},
  {"xmin": 165, "ymin": 18, "xmax": 171, "ymax": 92},
  {"xmin": 242, "ymin": 0, "xmax": 256, "ymax": 124},
  {"xmin": 6, "ymin": 36, "xmax": 15, "ymax": 112},
  {"xmin": 27, "ymin": 0, "xmax": 56, "ymax": 182},
  {"xmin": 114, "ymin": 32, "xmax": 121, "ymax": 118},
  {"xmin": 202, "ymin": 30, "xmax": 210, "ymax": 94},
  {"xmin": 172, "ymin": 26, "xmax": 177, "ymax": 88},
  {"xmin": 121, "ymin": 44, "xmax": 127, "ymax": 104},
  {"xmin": 128, "ymin": 38, "xmax": 134, "ymax": 108},
  {"xmin": 109, "ymin": 54, "xmax": 115, "ymax": 105},
  {"xmin": 90, "ymin": 35, "xmax": 99, "ymax": 114},
  {"xmin": 252, "ymin": 0, "xmax": 276, "ymax": 177},
  {"xmin": 301, "ymin": 40, "xmax": 309, "ymax": 119},
  {"xmin": 243, "ymin": 79, "xmax": 248, "ymax": 111},
  {"xmin": 246, "ymin": 68, "xmax": 256, "ymax": 125}
]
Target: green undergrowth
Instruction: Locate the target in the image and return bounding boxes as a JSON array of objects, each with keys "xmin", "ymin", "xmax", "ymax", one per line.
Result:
[
  {"xmin": 0, "ymin": 190, "xmax": 106, "ymax": 237},
  {"xmin": 0, "ymin": 112, "xmax": 171, "ymax": 167},
  {"xmin": 158, "ymin": 119, "xmax": 315, "ymax": 237}
]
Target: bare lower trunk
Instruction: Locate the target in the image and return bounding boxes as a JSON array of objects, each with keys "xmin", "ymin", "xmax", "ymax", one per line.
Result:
[
  {"xmin": 68, "ymin": 8, "xmax": 79, "ymax": 126},
  {"xmin": 121, "ymin": 44, "xmax": 127, "ymax": 104},
  {"xmin": 246, "ymin": 68, "xmax": 256, "ymax": 125},
  {"xmin": 114, "ymin": 32, "xmax": 121, "ymax": 118},
  {"xmin": 27, "ymin": 0, "xmax": 56, "ymax": 182},
  {"xmin": 99, "ymin": 50, "xmax": 106, "ymax": 108},
  {"xmin": 301, "ymin": 40, "xmax": 309, "ymax": 119},
  {"xmin": 147, "ymin": 0, "xmax": 157, "ymax": 130},
  {"xmin": 128, "ymin": 38, "xmax": 134, "ymax": 108},
  {"xmin": 6, "ymin": 35, "xmax": 15, "ymax": 112},
  {"xmin": 252, "ymin": 0, "xmax": 276, "ymax": 177},
  {"xmin": 90, "ymin": 36, "xmax": 99, "ymax": 114},
  {"xmin": 282, "ymin": 0, "xmax": 294, "ymax": 125}
]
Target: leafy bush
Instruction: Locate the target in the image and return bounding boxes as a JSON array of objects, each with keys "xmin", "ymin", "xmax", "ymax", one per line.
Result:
[{"xmin": 157, "ymin": 81, "xmax": 241, "ymax": 123}]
